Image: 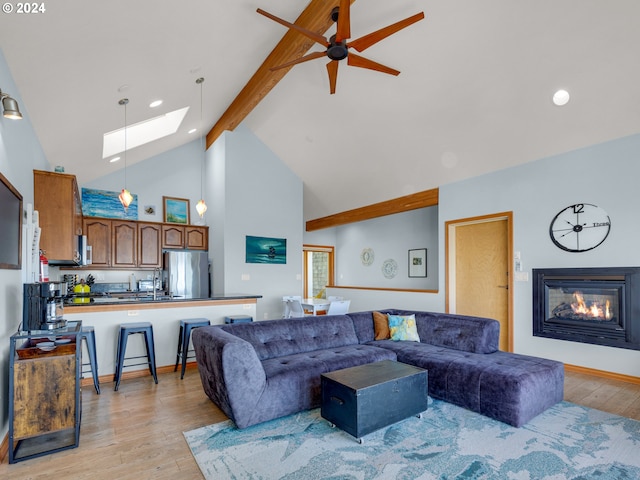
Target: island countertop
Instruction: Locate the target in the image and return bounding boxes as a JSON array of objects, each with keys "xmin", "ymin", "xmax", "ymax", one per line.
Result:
[{"xmin": 64, "ymin": 294, "xmax": 261, "ymax": 313}]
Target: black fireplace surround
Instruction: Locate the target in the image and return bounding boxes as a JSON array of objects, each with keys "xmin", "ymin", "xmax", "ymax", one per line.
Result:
[{"xmin": 533, "ymin": 267, "xmax": 640, "ymax": 351}]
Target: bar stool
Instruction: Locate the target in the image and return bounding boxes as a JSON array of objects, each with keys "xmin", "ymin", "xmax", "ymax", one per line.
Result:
[
  {"xmin": 80, "ymin": 326, "xmax": 100, "ymax": 394},
  {"xmin": 114, "ymin": 322, "xmax": 158, "ymax": 391},
  {"xmin": 175, "ymin": 318, "xmax": 210, "ymax": 379}
]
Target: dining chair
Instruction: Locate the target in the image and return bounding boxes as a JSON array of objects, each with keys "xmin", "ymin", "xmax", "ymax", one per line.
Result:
[
  {"xmin": 327, "ymin": 295, "xmax": 343, "ymax": 301},
  {"xmin": 326, "ymin": 300, "xmax": 351, "ymax": 315},
  {"xmin": 282, "ymin": 295, "xmax": 302, "ymax": 318},
  {"xmin": 287, "ymin": 299, "xmax": 309, "ymax": 318}
]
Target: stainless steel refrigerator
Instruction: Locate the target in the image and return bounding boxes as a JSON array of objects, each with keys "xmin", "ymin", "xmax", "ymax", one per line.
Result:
[{"xmin": 163, "ymin": 251, "xmax": 209, "ymax": 299}]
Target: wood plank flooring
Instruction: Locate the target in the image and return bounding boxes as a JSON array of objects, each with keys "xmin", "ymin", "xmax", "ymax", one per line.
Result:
[{"xmin": 1, "ymin": 368, "xmax": 639, "ymax": 479}]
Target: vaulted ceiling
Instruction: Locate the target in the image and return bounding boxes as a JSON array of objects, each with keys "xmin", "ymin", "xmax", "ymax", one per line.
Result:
[{"xmin": 1, "ymin": 1, "xmax": 639, "ymax": 221}]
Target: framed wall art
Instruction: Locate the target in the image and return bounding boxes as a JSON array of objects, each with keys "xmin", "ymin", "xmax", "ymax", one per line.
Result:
[
  {"xmin": 82, "ymin": 187, "xmax": 139, "ymax": 220},
  {"xmin": 246, "ymin": 235, "xmax": 287, "ymax": 264},
  {"xmin": 163, "ymin": 196, "xmax": 190, "ymax": 224},
  {"xmin": 408, "ymin": 248, "xmax": 427, "ymax": 277}
]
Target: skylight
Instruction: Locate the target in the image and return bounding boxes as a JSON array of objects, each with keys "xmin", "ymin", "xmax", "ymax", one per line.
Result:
[{"xmin": 102, "ymin": 106, "xmax": 189, "ymax": 158}]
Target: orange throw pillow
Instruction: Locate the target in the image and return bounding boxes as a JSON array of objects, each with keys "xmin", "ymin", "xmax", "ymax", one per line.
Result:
[{"xmin": 373, "ymin": 311, "xmax": 390, "ymax": 340}]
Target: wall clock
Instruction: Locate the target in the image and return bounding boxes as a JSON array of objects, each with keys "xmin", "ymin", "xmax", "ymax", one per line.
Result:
[{"xmin": 549, "ymin": 203, "xmax": 611, "ymax": 252}]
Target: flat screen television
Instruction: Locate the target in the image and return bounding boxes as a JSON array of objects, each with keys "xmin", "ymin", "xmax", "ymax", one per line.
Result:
[{"xmin": 0, "ymin": 171, "xmax": 23, "ymax": 269}]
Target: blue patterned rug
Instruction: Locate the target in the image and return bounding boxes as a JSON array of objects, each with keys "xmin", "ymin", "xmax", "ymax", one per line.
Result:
[{"xmin": 184, "ymin": 400, "xmax": 640, "ymax": 479}]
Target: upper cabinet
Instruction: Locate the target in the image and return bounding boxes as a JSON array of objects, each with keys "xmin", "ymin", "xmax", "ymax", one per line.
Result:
[
  {"xmin": 79, "ymin": 218, "xmax": 206, "ymax": 269},
  {"xmin": 138, "ymin": 223, "xmax": 162, "ymax": 268},
  {"xmin": 162, "ymin": 225, "xmax": 208, "ymax": 250},
  {"xmin": 83, "ymin": 218, "xmax": 111, "ymax": 267},
  {"xmin": 186, "ymin": 226, "xmax": 208, "ymax": 250},
  {"xmin": 34, "ymin": 170, "xmax": 82, "ymax": 264}
]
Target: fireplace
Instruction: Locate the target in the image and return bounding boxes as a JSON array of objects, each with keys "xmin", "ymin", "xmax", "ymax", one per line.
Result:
[{"xmin": 533, "ymin": 267, "xmax": 640, "ymax": 350}]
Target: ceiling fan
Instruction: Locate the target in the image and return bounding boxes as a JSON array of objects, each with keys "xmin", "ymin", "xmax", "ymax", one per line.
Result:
[{"xmin": 257, "ymin": 0, "xmax": 425, "ymax": 94}]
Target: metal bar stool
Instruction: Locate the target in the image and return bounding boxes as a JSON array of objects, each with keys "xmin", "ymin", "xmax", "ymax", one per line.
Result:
[
  {"xmin": 175, "ymin": 318, "xmax": 210, "ymax": 379},
  {"xmin": 114, "ymin": 322, "xmax": 158, "ymax": 391},
  {"xmin": 80, "ymin": 325, "xmax": 100, "ymax": 394}
]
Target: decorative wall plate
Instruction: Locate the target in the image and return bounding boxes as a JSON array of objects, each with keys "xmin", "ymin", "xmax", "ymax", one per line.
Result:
[
  {"xmin": 360, "ymin": 248, "xmax": 374, "ymax": 266},
  {"xmin": 382, "ymin": 259, "xmax": 398, "ymax": 279}
]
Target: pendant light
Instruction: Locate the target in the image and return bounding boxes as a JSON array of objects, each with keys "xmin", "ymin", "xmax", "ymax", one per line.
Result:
[
  {"xmin": 118, "ymin": 98, "xmax": 133, "ymax": 210},
  {"xmin": 195, "ymin": 77, "xmax": 207, "ymax": 218}
]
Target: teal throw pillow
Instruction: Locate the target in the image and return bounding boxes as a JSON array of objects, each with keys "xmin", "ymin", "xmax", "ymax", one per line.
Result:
[{"xmin": 387, "ymin": 314, "xmax": 420, "ymax": 342}]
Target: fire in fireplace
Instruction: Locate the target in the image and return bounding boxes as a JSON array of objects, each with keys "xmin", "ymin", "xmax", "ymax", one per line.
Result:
[{"xmin": 533, "ymin": 267, "xmax": 640, "ymax": 350}]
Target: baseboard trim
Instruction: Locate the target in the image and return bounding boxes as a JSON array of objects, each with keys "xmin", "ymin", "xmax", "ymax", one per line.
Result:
[
  {"xmin": 565, "ymin": 363, "xmax": 640, "ymax": 385},
  {"xmin": 80, "ymin": 361, "xmax": 198, "ymax": 388}
]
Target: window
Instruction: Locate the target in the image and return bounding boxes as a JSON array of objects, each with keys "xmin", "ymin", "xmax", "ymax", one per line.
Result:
[{"xmin": 303, "ymin": 245, "xmax": 334, "ymax": 298}]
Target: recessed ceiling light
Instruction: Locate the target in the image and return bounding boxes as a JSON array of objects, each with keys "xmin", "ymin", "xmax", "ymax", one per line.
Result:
[
  {"xmin": 149, "ymin": 100, "xmax": 163, "ymax": 108},
  {"xmin": 110, "ymin": 156, "xmax": 121, "ymax": 163},
  {"xmin": 553, "ymin": 89, "xmax": 570, "ymax": 106},
  {"xmin": 188, "ymin": 128, "xmax": 197, "ymax": 134},
  {"xmin": 102, "ymin": 106, "xmax": 190, "ymax": 158}
]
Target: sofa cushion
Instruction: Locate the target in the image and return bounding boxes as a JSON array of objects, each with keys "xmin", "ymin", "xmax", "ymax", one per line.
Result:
[
  {"xmin": 220, "ymin": 315, "xmax": 359, "ymax": 361},
  {"xmin": 371, "ymin": 339, "xmax": 564, "ymax": 427},
  {"xmin": 388, "ymin": 314, "xmax": 420, "ymax": 342},
  {"xmin": 390, "ymin": 310, "xmax": 500, "ymax": 354},
  {"xmin": 373, "ymin": 311, "xmax": 390, "ymax": 340}
]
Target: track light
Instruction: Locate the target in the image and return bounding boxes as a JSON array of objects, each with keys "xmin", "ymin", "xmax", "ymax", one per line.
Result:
[{"xmin": 0, "ymin": 89, "xmax": 23, "ymax": 120}]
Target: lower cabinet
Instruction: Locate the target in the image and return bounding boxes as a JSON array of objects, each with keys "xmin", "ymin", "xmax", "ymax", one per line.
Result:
[{"xmin": 8, "ymin": 322, "xmax": 82, "ymax": 463}]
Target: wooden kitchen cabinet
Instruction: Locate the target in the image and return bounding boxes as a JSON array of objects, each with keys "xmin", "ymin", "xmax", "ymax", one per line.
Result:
[
  {"xmin": 138, "ymin": 223, "xmax": 162, "ymax": 267},
  {"xmin": 186, "ymin": 226, "xmax": 208, "ymax": 250},
  {"xmin": 162, "ymin": 225, "xmax": 208, "ymax": 250},
  {"xmin": 162, "ymin": 225, "xmax": 185, "ymax": 249},
  {"xmin": 83, "ymin": 217, "xmax": 111, "ymax": 267},
  {"xmin": 8, "ymin": 322, "xmax": 82, "ymax": 463},
  {"xmin": 72, "ymin": 218, "xmax": 207, "ymax": 269},
  {"xmin": 34, "ymin": 170, "xmax": 83, "ymax": 264},
  {"xmin": 112, "ymin": 221, "xmax": 137, "ymax": 268}
]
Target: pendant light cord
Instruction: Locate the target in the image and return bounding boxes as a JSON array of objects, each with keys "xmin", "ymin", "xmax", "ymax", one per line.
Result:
[{"xmin": 197, "ymin": 78, "xmax": 205, "ymax": 200}]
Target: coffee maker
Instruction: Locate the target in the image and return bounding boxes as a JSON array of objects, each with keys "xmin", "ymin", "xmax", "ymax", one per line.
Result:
[{"xmin": 22, "ymin": 282, "xmax": 69, "ymax": 331}]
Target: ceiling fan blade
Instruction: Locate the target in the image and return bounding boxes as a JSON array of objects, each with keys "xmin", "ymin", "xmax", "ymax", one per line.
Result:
[
  {"xmin": 257, "ymin": 8, "xmax": 329, "ymax": 47},
  {"xmin": 335, "ymin": 0, "xmax": 351, "ymax": 43},
  {"xmin": 349, "ymin": 12, "xmax": 425, "ymax": 52},
  {"xmin": 347, "ymin": 53, "xmax": 400, "ymax": 76},
  {"xmin": 270, "ymin": 51, "xmax": 327, "ymax": 71},
  {"xmin": 326, "ymin": 60, "xmax": 339, "ymax": 94}
]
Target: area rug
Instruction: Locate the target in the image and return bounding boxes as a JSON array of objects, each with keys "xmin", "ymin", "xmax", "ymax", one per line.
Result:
[{"xmin": 184, "ymin": 400, "xmax": 640, "ymax": 479}]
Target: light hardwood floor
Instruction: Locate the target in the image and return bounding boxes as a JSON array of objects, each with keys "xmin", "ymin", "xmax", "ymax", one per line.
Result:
[{"xmin": 1, "ymin": 368, "xmax": 639, "ymax": 479}]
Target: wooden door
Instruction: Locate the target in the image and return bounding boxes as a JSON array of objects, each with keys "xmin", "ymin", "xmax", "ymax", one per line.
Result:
[
  {"xmin": 83, "ymin": 218, "xmax": 111, "ymax": 267},
  {"xmin": 446, "ymin": 213, "xmax": 512, "ymax": 351},
  {"xmin": 138, "ymin": 223, "xmax": 162, "ymax": 267},
  {"xmin": 112, "ymin": 221, "xmax": 137, "ymax": 268}
]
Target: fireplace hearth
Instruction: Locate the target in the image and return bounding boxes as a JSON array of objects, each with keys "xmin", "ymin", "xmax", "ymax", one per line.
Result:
[{"xmin": 533, "ymin": 267, "xmax": 640, "ymax": 350}]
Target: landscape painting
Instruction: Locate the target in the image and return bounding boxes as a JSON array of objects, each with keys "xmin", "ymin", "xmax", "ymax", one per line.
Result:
[
  {"xmin": 246, "ymin": 236, "xmax": 286, "ymax": 264},
  {"xmin": 163, "ymin": 196, "xmax": 190, "ymax": 224},
  {"xmin": 82, "ymin": 188, "xmax": 138, "ymax": 220}
]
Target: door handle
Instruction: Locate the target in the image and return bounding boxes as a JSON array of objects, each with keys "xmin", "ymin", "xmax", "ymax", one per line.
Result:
[{"xmin": 497, "ymin": 285, "xmax": 508, "ymax": 289}]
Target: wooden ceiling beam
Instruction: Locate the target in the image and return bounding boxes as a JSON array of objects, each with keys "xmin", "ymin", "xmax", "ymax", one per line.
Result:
[
  {"xmin": 306, "ymin": 188, "xmax": 439, "ymax": 231},
  {"xmin": 206, "ymin": 0, "xmax": 356, "ymax": 149}
]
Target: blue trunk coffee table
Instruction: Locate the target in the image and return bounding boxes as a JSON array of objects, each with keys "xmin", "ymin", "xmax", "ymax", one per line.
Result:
[{"xmin": 321, "ymin": 360, "xmax": 428, "ymax": 443}]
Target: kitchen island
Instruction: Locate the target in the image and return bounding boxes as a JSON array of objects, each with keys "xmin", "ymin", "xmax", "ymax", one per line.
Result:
[{"xmin": 63, "ymin": 295, "xmax": 260, "ymax": 386}]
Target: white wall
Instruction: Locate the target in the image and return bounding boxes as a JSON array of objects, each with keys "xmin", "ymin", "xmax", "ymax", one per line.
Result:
[
  {"xmin": 0, "ymin": 48, "xmax": 51, "ymax": 443},
  {"xmin": 334, "ymin": 207, "xmax": 438, "ymax": 290},
  {"xmin": 439, "ymin": 133, "xmax": 640, "ymax": 377},
  {"xmin": 211, "ymin": 125, "xmax": 303, "ymax": 321}
]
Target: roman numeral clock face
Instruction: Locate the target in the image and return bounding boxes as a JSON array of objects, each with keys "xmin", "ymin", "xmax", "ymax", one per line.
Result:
[{"xmin": 549, "ymin": 203, "xmax": 611, "ymax": 252}]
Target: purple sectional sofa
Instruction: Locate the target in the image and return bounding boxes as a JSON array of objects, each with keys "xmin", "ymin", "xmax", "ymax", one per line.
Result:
[{"xmin": 192, "ymin": 309, "xmax": 564, "ymax": 429}]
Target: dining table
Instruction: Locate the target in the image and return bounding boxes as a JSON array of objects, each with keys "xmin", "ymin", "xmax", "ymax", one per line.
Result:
[{"xmin": 301, "ymin": 298, "xmax": 331, "ymax": 315}]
